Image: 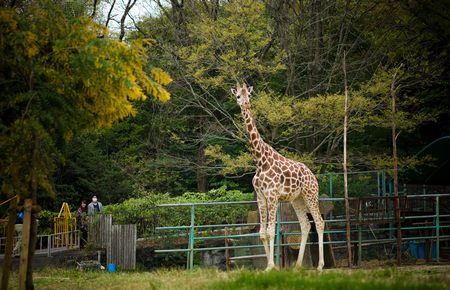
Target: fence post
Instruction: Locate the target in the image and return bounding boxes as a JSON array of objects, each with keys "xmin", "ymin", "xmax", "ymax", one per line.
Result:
[
  {"xmin": 188, "ymin": 205, "xmax": 195, "ymax": 270},
  {"xmin": 377, "ymin": 171, "xmax": 381, "ymax": 196},
  {"xmin": 47, "ymin": 235, "xmax": 51, "ymax": 257},
  {"xmin": 275, "ymin": 206, "xmax": 281, "ymax": 267},
  {"xmin": 358, "ymin": 200, "xmax": 362, "ymax": 266},
  {"xmin": 436, "ymin": 196, "xmax": 440, "ymax": 262},
  {"xmin": 19, "ymin": 199, "xmax": 32, "ymax": 290},
  {"xmin": 328, "ymin": 173, "xmax": 333, "ymax": 197}
]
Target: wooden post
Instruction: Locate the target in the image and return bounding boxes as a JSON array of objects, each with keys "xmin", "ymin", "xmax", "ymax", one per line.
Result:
[
  {"xmin": 19, "ymin": 199, "xmax": 32, "ymax": 290},
  {"xmin": 357, "ymin": 201, "xmax": 362, "ymax": 266},
  {"xmin": 390, "ymin": 69, "xmax": 402, "ymax": 266},
  {"xmin": 47, "ymin": 235, "xmax": 51, "ymax": 257},
  {"xmin": 342, "ymin": 50, "xmax": 353, "ymax": 267},
  {"xmin": 224, "ymin": 227, "xmax": 231, "ymax": 271},
  {"xmin": 1, "ymin": 197, "xmax": 18, "ymax": 290}
]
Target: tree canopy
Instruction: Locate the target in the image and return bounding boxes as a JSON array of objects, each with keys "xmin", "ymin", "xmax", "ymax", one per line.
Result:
[
  {"xmin": 2, "ymin": 0, "xmax": 449, "ymax": 206},
  {"xmin": 0, "ymin": 1, "xmax": 171, "ymax": 201}
]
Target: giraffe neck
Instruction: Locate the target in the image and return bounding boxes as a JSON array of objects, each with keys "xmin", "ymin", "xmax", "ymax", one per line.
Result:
[{"xmin": 241, "ymin": 107, "xmax": 265, "ymax": 166}]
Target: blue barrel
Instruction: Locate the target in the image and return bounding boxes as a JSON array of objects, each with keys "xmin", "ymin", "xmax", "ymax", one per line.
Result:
[{"xmin": 107, "ymin": 263, "xmax": 116, "ymax": 273}]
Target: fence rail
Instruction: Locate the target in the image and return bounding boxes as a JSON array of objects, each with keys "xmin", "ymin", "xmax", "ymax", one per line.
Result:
[
  {"xmin": 0, "ymin": 230, "xmax": 80, "ymax": 258},
  {"xmin": 154, "ymin": 194, "xmax": 450, "ymax": 269}
]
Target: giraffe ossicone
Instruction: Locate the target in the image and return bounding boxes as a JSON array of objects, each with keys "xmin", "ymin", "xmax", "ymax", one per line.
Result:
[{"xmin": 231, "ymin": 82, "xmax": 325, "ymax": 271}]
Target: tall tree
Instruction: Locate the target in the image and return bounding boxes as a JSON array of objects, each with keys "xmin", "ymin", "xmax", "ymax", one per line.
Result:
[
  {"xmin": 131, "ymin": 0, "xmax": 285, "ymax": 192},
  {"xmin": 390, "ymin": 67, "xmax": 402, "ymax": 265},
  {"xmin": 0, "ymin": 1, "xmax": 171, "ymax": 287},
  {"xmin": 342, "ymin": 50, "xmax": 352, "ymax": 267},
  {"xmin": 63, "ymin": 0, "xmax": 449, "ymax": 198}
]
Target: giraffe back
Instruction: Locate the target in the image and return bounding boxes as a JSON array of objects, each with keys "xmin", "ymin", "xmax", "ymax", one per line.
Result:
[{"xmin": 252, "ymin": 145, "xmax": 318, "ymax": 203}]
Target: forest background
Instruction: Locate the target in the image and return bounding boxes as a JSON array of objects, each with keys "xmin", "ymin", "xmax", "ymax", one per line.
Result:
[{"xmin": 1, "ymin": 0, "xmax": 449, "ymax": 211}]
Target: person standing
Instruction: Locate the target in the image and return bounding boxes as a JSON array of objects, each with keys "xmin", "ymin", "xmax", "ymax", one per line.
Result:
[
  {"xmin": 76, "ymin": 200, "xmax": 88, "ymax": 247},
  {"xmin": 87, "ymin": 195, "xmax": 103, "ymax": 216}
]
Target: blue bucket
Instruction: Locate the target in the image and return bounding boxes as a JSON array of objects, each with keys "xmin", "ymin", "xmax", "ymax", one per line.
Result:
[
  {"xmin": 409, "ymin": 240, "xmax": 436, "ymax": 259},
  {"xmin": 107, "ymin": 263, "xmax": 116, "ymax": 273}
]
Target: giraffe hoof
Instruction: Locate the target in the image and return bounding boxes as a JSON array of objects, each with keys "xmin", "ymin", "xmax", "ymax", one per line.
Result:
[
  {"xmin": 317, "ymin": 265, "xmax": 323, "ymax": 272},
  {"xmin": 264, "ymin": 265, "xmax": 278, "ymax": 272}
]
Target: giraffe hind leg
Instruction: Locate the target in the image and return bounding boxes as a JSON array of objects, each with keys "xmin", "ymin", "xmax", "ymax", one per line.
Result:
[
  {"xmin": 291, "ymin": 198, "xmax": 311, "ymax": 268},
  {"xmin": 304, "ymin": 194, "xmax": 325, "ymax": 271}
]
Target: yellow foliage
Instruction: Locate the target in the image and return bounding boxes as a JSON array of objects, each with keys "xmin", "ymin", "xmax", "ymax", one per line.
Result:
[
  {"xmin": 151, "ymin": 68, "xmax": 173, "ymax": 86},
  {"xmin": 180, "ymin": 0, "xmax": 285, "ymax": 90},
  {"xmin": 205, "ymin": 144, "xmax": 255, "ymax": 175},
  {"xmin": 0, "ymin": 9, "xmax": 17, "ymax": 31},
  {"xmin": 0, "ymin": 3, "xmax": 172, "ymax": 198},
  {"xmin": 23, "ymin": 31, "xmax": 39, "ymax": 57},
  {"xmin": 252, "ymin": 92, "xmax": 296, "ymax": 126}
]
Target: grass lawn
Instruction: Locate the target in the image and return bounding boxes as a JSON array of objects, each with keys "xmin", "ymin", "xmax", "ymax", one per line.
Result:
[{"xmin": 4, "ymin": 265, "xmax": 450, "ymax": 290}]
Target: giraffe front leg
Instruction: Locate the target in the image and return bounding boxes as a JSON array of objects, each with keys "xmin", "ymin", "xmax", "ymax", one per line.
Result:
[
  {"xmin": 257, "ymin": 198, "xmax": 269, "ymax": 261},
  {"xmin": 265, "ymin": 203, "xmax": 278, "ymax": 271}
]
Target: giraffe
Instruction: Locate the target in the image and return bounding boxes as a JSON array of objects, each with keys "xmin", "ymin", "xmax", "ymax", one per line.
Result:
[{"xmin": 231, "ymin": 82, "xmax": 325, "ymax": 271}]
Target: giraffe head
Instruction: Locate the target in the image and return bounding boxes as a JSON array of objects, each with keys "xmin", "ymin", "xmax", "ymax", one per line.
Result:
[{"xmin": 231, "ymin": 82, "xmax": 253, "ymax": 109}]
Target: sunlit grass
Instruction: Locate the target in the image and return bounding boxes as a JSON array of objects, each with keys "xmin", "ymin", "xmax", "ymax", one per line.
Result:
[
  {"xmin": 210, "ymin": 267, "xmax": 450, "ymax": 290},
  {"xmin": 4, "ymin": 265, "xmax": 450, "ymax": 290}
]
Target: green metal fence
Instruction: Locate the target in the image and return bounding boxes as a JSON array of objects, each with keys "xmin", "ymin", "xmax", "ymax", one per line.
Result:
[
  {"xmin": 154, "ymin": 193, "xmax": 450, "ymax": 269},
  {"xmin": 317, "ymin": 170, "xmax": 389, "ymax": 198}
]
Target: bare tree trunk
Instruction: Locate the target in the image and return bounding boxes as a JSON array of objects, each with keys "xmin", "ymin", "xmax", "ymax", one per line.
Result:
[
  {"xmin": 91, "ymin": 0, "xmax": 99, "ymax": 18},
  {"xmin": 267, "ymin": 0, "xmax": 296, "ymax": 95},
  {"xmin": 1, "ymin": 196, "xmax": 17, "ymax": 290},
  {"xmin": 24, "ymin": 134, "xmax": 39, "ymax": 290},
  {"xmin": 26, "ymin": 204, "xmax": 38, "ymax": 290},
  {"xmin": 342, "ymin": 50, "xmax": 352, "ymax": 267},
  {"xmin": 119, "ymin": 0, "xmax": 137, "ymax": 41},
  {"xmin": 170, "ymin": 0, "xmax": 188, "ymax": 45},
  {"xmin": 19, "ymin": 199, "xmax": 32, "ymax": 290},
  {"xmin": 391, "ymin": 71, "xmax": 402, "ymax": 266},
  {"xmin": 307, "ymin": 0, "xmax": 323, "ymax": 97},
  {"xmin": 105, "ymin": 0, "xmax": 116, "ymax": 29}
]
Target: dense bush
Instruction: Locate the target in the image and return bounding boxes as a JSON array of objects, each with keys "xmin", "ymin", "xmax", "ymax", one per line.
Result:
[
  {"xmin": 103, "ymin": 186, "xmax": 254, "ymax": 237},
  {"xmin": 38, "ymin": 210, "xmax": 59, "ymax": 235},
  {"xmin": 37, "ymin": 186, "xmax": 253, "ymax": 237}
]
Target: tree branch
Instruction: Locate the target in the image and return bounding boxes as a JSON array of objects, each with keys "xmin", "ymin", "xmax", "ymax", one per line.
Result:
[
  {"xmin": 105, "ymin": 0, "xmax": 117, "ymax": 29},
  {"xmin": 119, "ymin": 0, "xmax": 138, "ymax": 41},
  {"xmin": 91, "ymin": 0, "xmax": 99, "ymax": 18}
]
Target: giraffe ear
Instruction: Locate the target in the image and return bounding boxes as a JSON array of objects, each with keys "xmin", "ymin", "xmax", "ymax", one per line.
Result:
[
  {"xmin": 248, "ymin": 86, "xmax": 253, "ymax": 95},
  {"xmin": 231, "ymin": 88, "xmax": 237, "ymax": 95}
]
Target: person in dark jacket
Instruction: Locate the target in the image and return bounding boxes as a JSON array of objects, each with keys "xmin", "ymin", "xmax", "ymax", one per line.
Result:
[{"xmin": 76, "ymin": 200, "xmax": 89, "ymax": 247}]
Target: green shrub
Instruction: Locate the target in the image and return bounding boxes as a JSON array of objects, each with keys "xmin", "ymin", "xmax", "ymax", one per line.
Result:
[
  {"xmin": 103, "ymin": 185, "xmax": 253, "ymax": 237},
  {"xmin": 38, "ymin": 210, "xmax": 59, "ymax": 234},
  {"xmin": 37, "ymin": 186, "xmax": 254, "ymax": 237}
]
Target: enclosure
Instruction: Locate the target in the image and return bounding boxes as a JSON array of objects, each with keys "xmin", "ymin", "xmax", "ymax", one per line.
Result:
[{"xmin": 141, "ymin": 170, "xmax": 450, "ymax": 269}]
